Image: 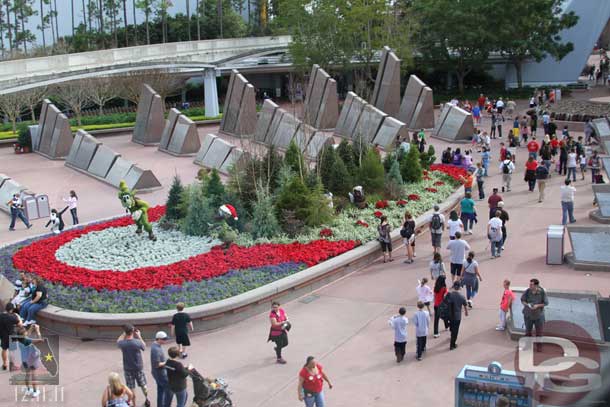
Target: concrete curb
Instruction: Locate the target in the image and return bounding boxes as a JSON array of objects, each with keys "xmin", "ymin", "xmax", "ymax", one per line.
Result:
[
  {"xmin": 25, "ymin": 187, "xmax": 465, "ymax": 340},
  {"xmin": 589, "ymin": 209, "xmax": 610, "ymax": 224}
]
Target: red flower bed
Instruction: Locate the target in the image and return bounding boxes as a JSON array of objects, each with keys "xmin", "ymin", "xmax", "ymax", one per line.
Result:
[
  {"xmin": 434, "ymin": 181, "xmax": 445, "ymax": 186},
  {"xmin": 425, "ymin": 187, "xmax": 438, "ymax": 193},
  {"xmin": 373, "ymin": 211, "xmax": 383, "ymax": 218},
  {"xmin": 319, "ymin": 228, "xmax": 333, "ymax": 237},
  {"xmin": 375, "ymin": 200, "xmax": 389, "ymax": 209},
  {"xmin": 355, "ymin": 220, "xmax": 369, "ymax": 227},
  {"xmin": 430, "ymin": 164, "xmax": 467, "ymax": 182},
  {"xmin": 12, "ymin": 206, "xmax": 358, "ymax": 291},
  {"xmin": 396, "ymin": 199, "xmax": 408, "ymax": 207},
  {"xmin": 408, "ymin": 194, "xmax": 420, "ymax": 201}
]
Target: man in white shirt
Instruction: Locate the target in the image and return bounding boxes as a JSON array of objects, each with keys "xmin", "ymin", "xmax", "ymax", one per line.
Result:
[
  {"xmin": 487, "ymin": 211, "xmax": 504, "ymax": 258},
  {"xmin": 428, "ymin": 205, "xmax": 445, "ymax": 254},
  {"xmin": 446, "ymin": 231, "xmax": 470, "ymax": 282},
  {"xmin": 8, "ymin": 193, "xmax": 32, "ymax": 231},
  {"xmin": 499, "ymin": 155, "xmax": 516, "ymax": 192},
  {"xmin": 560, "ymin": 179, "xmax": 576, "ymax": 225},
  {"xmin": 388, "ymin": 307, "xmax": 408, "ymax": 363},
  {"xmin": 496, "ymin": 98, "xmax": 505, "ymax": 114}
]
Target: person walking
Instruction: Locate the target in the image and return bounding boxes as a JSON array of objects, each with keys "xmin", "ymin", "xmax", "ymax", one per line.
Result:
[
  {"xmin": 428, "ymin": 205, "xmax": 445, "ymax": 254},
  {"xmin": 413, "ymin": 302, "xmax": 430, "ymax": 361},
  {"xmin": 16, "ymin": 324, "xmax": 44, "ymax": 398},
  {"xmin": 588, "ymin": 150, "xmax": 601, "ymax": 183},
  {"xmin": 101, "ymin": 372, "xmax": 135, "ymax": 407},
  {"xmin": 150, "ymin": 331, "xmax": 171, "ymax": 407},
  {"xmin": 539, "ymin": 140, "xmax": 552, "ymax": 173},
  {"xmin": 490, "ymin": 111, "xmax": 497, "ymax": 139},
  {"xmin": 378, "ymin": 215, "xmax": 394, "ymax": 263},
  {"xmin": 536, "ymin": 164, "xmax": 549, "ymax": 203},
  {"xmin": 401, "ymin": 211, "xmax": 416, "ymax": 264},
  {"xmin": 487, "ymin": 188, "xmax": 503, "ymax": 220},
  {"xmin": 62, "ymin": 190, "xmax": 79, "ymax": 225},
  {"xmin": 474, "ymin": 162, "xmax": 485, "ymax": 200},
  {"xmin": 459, "ymin": 168, "xmax": 475, "ymax": 195},
  {"xmin": 530, "ymin": 112, "xmax": 538, "ymax": 137},
  {"xmin": 460, "ymin": 251, "xmax": 482, "ymax": 308},
  {"xmin": 497, "ymin": 202, "xmax": 509, "ymax": 249},
  {"xmin": 496, "ymin": 280, "xmax": 515, "ymax": 331},
  {"xmin": 388, "ymin": 307, "xmax": 408, "ymax": 363},
  {"xmin": 447, "ymin": 282, "xmax": 468, "ymax": 350},
  {"xmin": 566, "ymin": 148, "xmax": 578, "ymax": 182},
  {"xmin": 164, "ymin": 347, "xmax": 194, "ymax": 407},
  {"xmin": 481, "ymin": 147, "xmax": 490, "ymax": 177},
  {"xmin": 560, "ymin": 179, "xmax": 576, "ymax": 225},
  {"xmin": 459, "ymin": 193, "xmax": 476, "ymax": 235},
  {"xmin": 558, "ymin": 141, "xmax": 568, "ymax": 176},
  {"xmin": 268, "ymin": 301, "xmax": 290, "ymax": 364},
  {"xmin": 432, "ymin": 275, "xmax": 449, "ymax": 338},
  {"xmin": 520, "ymin": 279, "xmax": 549, "ymax": 345},
  {"xmin": 7, "ymin": 192, "xmax": 32, "ymax": 231},
  {"xmin": 297, "ymin": 356, "xmax": 333, "ymax": 407},
  {"xmin": 500, "ymin": 154, "xmax": 515, "ymax": 192},
  {"xmin": 170, "ymin": 302, "xmax": 193, "ymax": 359},
  {"xmin": 116, "ymin": 324, "xmax": 150, "ymax": 407},
  {"xmin": 524, "ymin": 157, "xmax": 538, "ymax": 192},
  {"xmin": 429, "ymin": 252, "xmax": 446, "ymax": 281},
  {"xmin": 446, "ymin": 210, "xmax": 463, "ymax": 240},
  {"xmin": 526, "ymin": 137, "xmax": 539, "ymax": 159},
  {"xmin": 416, "ymin": 278, "xmax": 433, "ymax": 314},
  {"xmin": 488, "ymin": 211, "xmax": 504, "ymax": 258},
  {"xmin": 0, "ymin": 303, "xmax": 21, "ymax": 371},
  {"xmin": 446, "ymin": 231, "xmax": 470, "ymax": 282}
]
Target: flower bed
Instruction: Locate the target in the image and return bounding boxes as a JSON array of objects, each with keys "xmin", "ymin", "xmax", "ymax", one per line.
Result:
[{"xmin": 1, "ymin": 166, "xmax": 461, "ymax": 313}]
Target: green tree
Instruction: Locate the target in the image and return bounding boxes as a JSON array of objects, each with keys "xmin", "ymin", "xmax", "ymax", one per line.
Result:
[
  {"xmin": 413, "ymin": 0, "xmax": 493, "ymax": 93},
  {"xmin": 275, "ymin": 175, "xmax": 311, "ymax": 226},
  {"xmin": 284, "ymin": 139, "xmax": 305, "ymax": 177},
  {"xmin": 385, "ymin": 158, "xmax": 404, "ymax": 200},
  {"xmin": 165, "ymin": 175, "xmax": 185, "ymax": 221},
  {"xmin": 318, "ymin": 146, "xmax": 351, "ymax": 197},
  {"xmin": 250, "ymin": 186, "xmax": 281, "ymax": 239},
  {"xmin": 337, "ymin": 139, "xmax": 357, "ymax": 177},
  {"xmin": 182, "ymin": 187, "xmax": 215, "ymax": 236},
  {"xmin": 419, "ymin": 145, "xmax": 436, "ymax": 169},
  {"xmin": 400, "ymin": 146, "xmax": 422, "ymax": 183},
  {"xmin": 358, "ymin": 149, "xmax": 385, "ymax": 193},
  {"xmin": 495, "ymin": 0, "xmax": 578, "ymax": 88},
  {"xmin": 204, "ymin": 168, "xmax": 225, "ymax": 209},
  {"xmin": 304, "ymin": 177, "xmax": 332, "ymax": 227}
]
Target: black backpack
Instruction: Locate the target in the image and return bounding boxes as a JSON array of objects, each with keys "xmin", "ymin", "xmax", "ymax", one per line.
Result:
[
  {"xmin": 502, "ymin": 162, "xmax": 510, "ymax": 174},
  {"xmin": 439, "ymin": 293, "xmax": 452, "ymax": 320},
  {"xmin": 400, "ymin": 220, "xmax": 414, "ymax": 238},
  {"xmin": 430, "ymin": 213, "xmax": 442, "ymax": 232}
]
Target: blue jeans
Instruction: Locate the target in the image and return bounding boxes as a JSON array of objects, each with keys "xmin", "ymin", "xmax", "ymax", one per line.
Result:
[
  {"xmin": 9, "ymin": 208, "xmax": 30, "ymax": 229},
  {"xmin": 168, "ymin": 389, "xmax": 188, "ymax": 407},
  {"xmin": 543, "ymin": 160, "xmax": 552, "ymax": 172},
  {"xmin": 461, "ymin": 213, "xmax": 474, "ymax": 231},
  {"xmin": 20, "ymin": 302, "xmax": 47, "ymax": 322},
  {"xmin": 491, "ymin": 240, "xmax": 503, "ymax": 257},
  {"xmin": 304, "ymin": 391, "xmax": 325, "ymax": 407},
  {"xmin": 566, "ymin": 167, "xmax": 576, "ymax": 182},
  {"xmin": 153, "ymin": 374, "xmax": 171, "ymax": 407},
  {"xmin": 562, "ymin": 201, "xmax": 575, "ymax": 225},
  {"xmin": 529, "ymin": 152, "xmax": 537, "ymax": 160}
]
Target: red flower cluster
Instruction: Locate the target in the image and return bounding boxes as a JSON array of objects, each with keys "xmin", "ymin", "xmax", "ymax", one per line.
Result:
[
  {"xmin": 396, "ymin": 199, "xmax": 408, "ymax": 207},
  {"xmin": 429, "ymin": 164, "xmax": 467, "ymax": 182},
  {"xmin": 408, "ymin": 194, "xmax": 420, "ymax": 201},
  {"xmin": 319, "ymin": 228, "xmax": 333, "ymax": 238},
  {"xmin": 373, "ymin": 211, "xmax": 383, "ymax": 218},
  {"xmin": 12, "ymin": 206, "xmax": 358, "ymax": 291},
  {"xmin": 425, "ymin": 187, "xmax": 438, "ymax": 193},
  {"xmin": 375, "ymin": 200, "xmax": 389, "ymax": 209},
  {"xmin": 423, "ymin": 170, "xmax": 429, "ymax": 176},
  {"xmin": 434, "ymin": 181, "xmax": 445, "ymax": 186},
  {"xmin": 355, "ymin": 220, "xmax": 369, "ymax": 227}
]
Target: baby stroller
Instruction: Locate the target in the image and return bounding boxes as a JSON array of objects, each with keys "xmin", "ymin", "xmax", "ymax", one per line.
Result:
[{"xmin": 190, "ymin": 368, "xmax": 233, "ymax": 407}]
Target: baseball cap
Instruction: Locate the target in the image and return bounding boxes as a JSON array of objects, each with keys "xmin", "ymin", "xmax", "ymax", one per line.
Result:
[{"xmin": 155, "ymin": 331, "xmax": 168, "ymax": 340}]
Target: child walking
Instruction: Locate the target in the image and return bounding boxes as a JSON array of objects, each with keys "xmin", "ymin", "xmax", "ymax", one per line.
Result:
[
  {"xmin": 170, "ymin": 302, "xmax": 193, "ymax": 358},
  {"xmin": 429, "ymin": 253, "xmax": 446, "ymax": 281},
  {"xmin": 495, "ymin": 280, "xmax": 515, "ymax": 331},
  {"xmin": 388, "ymin": 307, "xmax": 408, "ymax": 363},
  {"xmin": 416, "ymin": 278, "xmax": 433, "ymax": 314},
  {"xmin": 413, "ymin": 301, "xmax": 430, "ymax": 361}
]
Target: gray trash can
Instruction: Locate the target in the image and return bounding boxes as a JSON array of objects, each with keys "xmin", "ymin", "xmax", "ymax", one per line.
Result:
[{"xmin": 546, "ymin": 225, "xmax": 565, "ymax": 265}]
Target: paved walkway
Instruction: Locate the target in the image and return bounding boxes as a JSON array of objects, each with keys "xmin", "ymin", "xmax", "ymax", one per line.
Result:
[{"xmin": 1, "ymin": 107, "xmax": 609, "ymax": 407}]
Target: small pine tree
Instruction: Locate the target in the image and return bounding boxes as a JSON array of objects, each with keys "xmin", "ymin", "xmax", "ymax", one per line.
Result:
[
  {"xmin": 337, "ymin": 140, "xmax": 357, "ymax": 176},
  {"xmin": 387, "ymin": 159, "xmax": 403, "ymax": 185},
  {"xmin": 385, "ymin": 159, "xmax": 405, "ymax": 199},
  {"xmin": 304, "ymin": 178, "xmax": 333, "ymax": 227},
  {"xmin": 205, "ymin": 169, "xmax": 225, "ymax": 209},
  {"xmin": 352, "ymin": 135, "xmax": 369, "ymax": 167},
  {"xmin": 318, "ymin": 146, "xmax": 352, "ymax": 196},
  {"xmin": 284, "ymin": 139, "xmax": 306, "ymax": 177},
  {"xmin": 319, "ymin": 145, "xmax": 337, "ymax": 191},
  {"xmin": 400, "ymin": 145, "xmax": 423, "ymax": 183},
  {"xmin": 251, "ymin": 187, "xmax": 281, "ymax": 239},
  {"xmin": 165, "ymin": 175, "xmax": 185, "ymax": 221},
  {"xmin": 358, "ymin": 149, "xmax": 385, "ymax": 192},
  {"xmin": 182, "ymin": 188, "xmax": 216, "ymax": 236},
  {"xmin": 275, "ymin": 175, "xmax": 311, "ymax": 224}
]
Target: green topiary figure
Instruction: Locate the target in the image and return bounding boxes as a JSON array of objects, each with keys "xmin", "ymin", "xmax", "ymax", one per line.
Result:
[
  {"xmin": 118, "ymin": 180, "xmax": 156, "ymax": 241},
  {"xmin": 400, "ymin": 145, "xmax": 423, "ymax": 183},
  {"xmin": 358, "ymin": 149, "xmax": 385, "ymax": 193},
  {"xmin": 165, "ymin": 175, "xmax": 185, "ymax": 221}
]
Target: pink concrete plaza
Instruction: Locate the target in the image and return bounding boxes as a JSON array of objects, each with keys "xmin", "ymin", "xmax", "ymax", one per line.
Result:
[{"xmin": 1, "ymin": 98, "xmax": 609, "ymax": 407}]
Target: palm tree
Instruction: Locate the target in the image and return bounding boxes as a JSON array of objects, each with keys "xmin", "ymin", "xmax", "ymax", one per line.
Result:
[
  {"xmin": 52, "ymin": 0, "xmax": 58, "ymax": 41},
  {"xmin": 122, "ymin": 0, "xmax": 128, "ymax": 46},
  {"xmin": 195, "ymin": 0, "xmax": 200, "ymax": 40},
  {"xmin": 186, "ymin": 0, "xmax": 191, "ymax": 41},
  {"xmin": 38, "ymin": 0, "xmax": 46, "ymax": 49},
  {"xmin": 131, "ymin": 0, "xmax": 137, "ymax": 44}
]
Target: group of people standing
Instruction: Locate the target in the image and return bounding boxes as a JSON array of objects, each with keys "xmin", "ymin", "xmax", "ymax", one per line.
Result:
[{"xmin": 6, "ymin": 190, "xmax": 79, "ymax": 232}]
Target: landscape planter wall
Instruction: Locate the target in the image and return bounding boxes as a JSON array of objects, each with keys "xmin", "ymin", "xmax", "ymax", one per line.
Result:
[{"xmin": 28, "ymin": 188, "xmax": 465, "ymax": 341}]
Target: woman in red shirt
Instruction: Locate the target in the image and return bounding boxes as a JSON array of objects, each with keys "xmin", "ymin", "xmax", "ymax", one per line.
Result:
[
  {"xmin": 298, "ymin": 356, "xmax": 333, "ymax": 407},
  {"xmin": 524, "ymin": 157, "xmax": 539, "ymax": 192},
  {"xmin": 433, "ymin": 275, "xmax": 449, "ymax": 338},
  {"xmin": 268, "ymin": 301, "xmax": 290, "ymax": 364}
]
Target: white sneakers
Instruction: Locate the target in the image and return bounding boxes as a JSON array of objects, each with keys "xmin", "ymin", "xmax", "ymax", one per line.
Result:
[
  {"xmin": 24, "ymin": 388, "xmax": 40, "ymax": 398},
  {"xmin": 495, "ymin": 326, "xmax": 505, "ymax": 331}
]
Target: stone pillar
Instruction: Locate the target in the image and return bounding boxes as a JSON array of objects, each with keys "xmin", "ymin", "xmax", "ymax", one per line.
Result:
[{"xmin": 203, "ymin": 68, "xmax": 220, "ymax": 117}]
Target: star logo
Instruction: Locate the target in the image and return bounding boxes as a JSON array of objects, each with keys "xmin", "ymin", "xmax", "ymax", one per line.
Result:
[{"xmin": 44, "ymin": 353, "xmax": 54, "ymax": 362}]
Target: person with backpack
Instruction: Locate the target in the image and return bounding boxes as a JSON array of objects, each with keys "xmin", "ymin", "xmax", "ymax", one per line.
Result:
[
  {"xmin": 535, "ymin": 163, "xmax": 549, "ymax": 203},
  {"xmin": 488, "ymin": 211, "xmax": 504, "ymax": 258},
  {"xmin": 433, "ymin": 275, "xmax": 449, "ymax": 338},
  {"xmin": 499, "ymin": 154, "xmax": 515, "ymax": 192},
  {"xmin": 429, "ymin": 252, "xmax": 446, "ymax": 281},
  {"xmin": 446, "ymin": 282, "xmax": 468, "ymax": 350},
  {"xmin": 428, "ymin": 205, "xmax": 445, "ymax": 254},
  {"xmin": 524, "ymin": 156, "xmax": 538, "ymax": 192},
  {"xmin": 539, "ymin": 139, "xmax": 552, "ymax": 173},
  {"xmin": 378, "ymin": 215, "xmax": 394, "ymax": 263},
  {"xmin": 401, "ymin": 211, "xmax": 416, "ymax": 264},
  {"xmin": 459, "ymin": 251, "xmax": 482, "ymax": 308}
]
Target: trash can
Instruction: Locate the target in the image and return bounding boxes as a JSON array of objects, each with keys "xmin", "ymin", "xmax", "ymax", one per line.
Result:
[{"xmin": 546, "ymin": 225, "xmax": 565, "ymax": 265}]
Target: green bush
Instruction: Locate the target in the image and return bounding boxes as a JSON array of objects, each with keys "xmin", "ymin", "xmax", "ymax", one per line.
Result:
[
  {"xmin": 337, "ymin": 140, "xmax": 357, "ymax": 176},
  {"xmin": 18, "ymin": 126, "xmax": 32, "ymax": 149},
  {"xmin": 284, "ymin": 139, "xmax": 306, "ymax": 176},
  {"xmin": 204, "ymin": 169, "xmax": 226, "ymax": 209},
  {"xmin": 358, "ymin": 150, "xmax": 385, "ymax": 193},
  {"xmin": 275, "ymin": 175, "xmax": 311, "ymax": 223},
  {"xmin": 181, "ymin": 187, "xmax": 216, "ymax": 236},
  {"xmin": 319, "ymin": 146, "xmax": 351, "ymax": 196},
  {"xmin": 250, "ymin": 188, "xmax": 281, "ymax": 239},
  {"xmin": 165, "ymin": 175, "xmax": 185, "ymax": 221},
  {"xmin": 419, "ymin": 145, "xmax": 436, "ymax": 169},
  {"xmin": 400, "ymin": 146, "xmax": 423, "ymax": 183}
]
